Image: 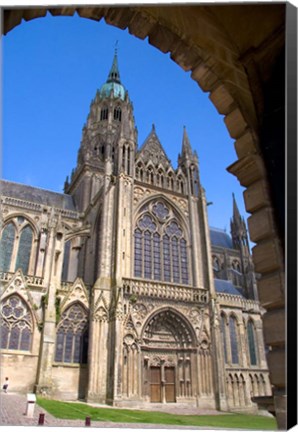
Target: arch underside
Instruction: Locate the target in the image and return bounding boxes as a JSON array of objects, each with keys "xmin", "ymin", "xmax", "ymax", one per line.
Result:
[{"xmin": 3, "ymin": 5, "xmax": 286, "ymax": 423}]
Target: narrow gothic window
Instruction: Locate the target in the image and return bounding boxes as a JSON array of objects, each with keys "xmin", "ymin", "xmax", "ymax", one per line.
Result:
[
  {"xmin": 153, "ymin": 233, "xmax": 161, "ymax": 280},
  {"xmin": 221, "ymin": 314, "xmax": 228, "ymax": 363},
  {"xmin": 163, "ymin": 234, "xmax": 171, "ymax": 281},
  {"xmin": 134, "ymin": 229, "xmax": 142, "ymax": 277},
  {"xmin": 15, "ymin": 225, "xmax": 33, "ymax": 274},
  {"xmin": 247, "ymin": 320, "xmax": 257, "ymax": 366},
  {"xmin": 100, "ymin": 107, "xmax": 108, "ymax": 121},
  {"xmin": 114, "ymin": 106, "xmax": 122, "ymax": 121},
  {"xmin": 62, "ymin": 240, "xmax": 71, "ymax": 281},
  {"xmin": 0, "ymin": 223, "xmax": 15, "ymax": 272},
  {"xmin": 1, "ymin": 295, "xmax": 33, "ymax": 351},
  {"xmin": 229, "ymin": 316, "xmax": 239, "ymax": 364},
  {"xmin": 55, "ymin": 303, "xmax": 89, "ymax": 364}
]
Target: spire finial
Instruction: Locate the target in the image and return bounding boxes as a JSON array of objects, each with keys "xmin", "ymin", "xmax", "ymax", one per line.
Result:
[
  {"xmin": 232, "ymin": 193, "xmax": 241, "ymax": 224},
  {"xmin": 182, "ymin": 125, "xmax": 192, "ymax": 156},
  {"xmin": 107, "ymin": 47, "xmax": 121, "ymax": 85}
]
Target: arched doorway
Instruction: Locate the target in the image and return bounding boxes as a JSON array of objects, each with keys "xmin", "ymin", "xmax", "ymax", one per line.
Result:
[{"xmin": 141, "ymin": 308, "xmax": 199, "ymax": 404}]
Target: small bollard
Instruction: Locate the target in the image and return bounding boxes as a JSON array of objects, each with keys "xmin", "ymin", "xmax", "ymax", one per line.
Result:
[
  {"xmin": 85, "ymin": 416, "xmax": 91, "ymax": 427},
  {"xmin": 38, "ymin": 413, "xmax": 45, "ymax": 425}
]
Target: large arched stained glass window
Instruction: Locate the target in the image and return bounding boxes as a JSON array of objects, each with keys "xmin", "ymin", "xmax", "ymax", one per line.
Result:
[
  {"xmin": 229, "ymin": 315, "xmax": 239, "ymax": 364},
  {"xmin": 134, "ymin": 202, "xmax": 189, "ymax": 284},
  {"xmin": 0, "ymin": 295, "xmax": 33, "ymax": 351},
  {"xmin": 247, "ymin": 320, "xmax": 257, "ymax": 366},
  {"xmin": 55, "ymin": 303, "xmax": 89, "ymax": 364},
  {"xmin": 0, "ymin": 223, "xmax": 15, "ymax": 272}
]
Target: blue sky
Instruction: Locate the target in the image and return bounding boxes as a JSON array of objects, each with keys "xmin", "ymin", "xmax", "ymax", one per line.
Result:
[{"xmin": 2, "ymin": 13, "xmax": 249, "ymax": 235}]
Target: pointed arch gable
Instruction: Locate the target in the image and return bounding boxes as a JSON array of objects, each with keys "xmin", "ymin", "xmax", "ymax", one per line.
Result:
[{"xmin": 60, "ymin": 278, "xmax": 89, "ymax": 312}]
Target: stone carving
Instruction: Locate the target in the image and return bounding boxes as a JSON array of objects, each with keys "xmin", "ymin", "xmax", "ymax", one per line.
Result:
[
  {"xmin": 60, "ymin": 278, "xmax": 89, "ymax": 312},
  {"xmin": 94, "ymin": 305, "xmax": 108, "ymax": 322},
  {"xmin": 132, "ymin": 303, "xmax": 148, "ymax": 320}
]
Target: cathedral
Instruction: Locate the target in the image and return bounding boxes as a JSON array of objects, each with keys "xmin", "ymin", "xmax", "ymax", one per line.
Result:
[{"xmin": 0, "ymin": 52, "xmax": 271, "ymax": 412}]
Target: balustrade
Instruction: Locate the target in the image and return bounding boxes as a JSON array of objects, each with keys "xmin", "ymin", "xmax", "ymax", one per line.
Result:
[{"xmin": 122, "ymin": 277, "xmax": 208, "ymax": 303}]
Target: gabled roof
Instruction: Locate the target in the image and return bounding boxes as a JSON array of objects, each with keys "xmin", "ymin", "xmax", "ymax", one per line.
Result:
[
  {"xmin": 137, "ymin": 125, "xmax": 172, "ymax": 169},
  {"xmin": 214, "ymin": 279, "xmax": 243, "ymax": 297},
  {"xmin": 210, "ymin": 227, "xmax": 233, "ymax": 249},
  {"xmin": 0, "ymin": 179, "xmax": 76, "ymax": 211}
]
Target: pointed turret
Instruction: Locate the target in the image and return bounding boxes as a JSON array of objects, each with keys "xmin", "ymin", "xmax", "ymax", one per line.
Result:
[
  {"xmin": 181, "ymin": 126, "xmax": 193, "ymax": 159},
  {"xmin": 230, "ymin": 193, "xmax": 250, "ymax": 254},
  {"xmin": 178, "ymin": 126, "xmax": 200, "ymax": 196},
  {"xmin": 232, "ymin": 193, "xmax": 242, "ymax": 226}
]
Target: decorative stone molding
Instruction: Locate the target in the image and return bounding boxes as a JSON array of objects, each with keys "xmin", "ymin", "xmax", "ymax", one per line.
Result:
[
  {"xmin": 123, "ymin": 278, "xmax": 208, "ymax": 303},
  {"xmin": 59, "ymin": 278, "xmax": 89, "ymax": 312}
]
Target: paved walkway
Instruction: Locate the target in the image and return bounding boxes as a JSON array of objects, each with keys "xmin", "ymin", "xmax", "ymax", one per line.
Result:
[{"xmin": 0, "ymin": 392, "xmax": 225, "ymax": 429}]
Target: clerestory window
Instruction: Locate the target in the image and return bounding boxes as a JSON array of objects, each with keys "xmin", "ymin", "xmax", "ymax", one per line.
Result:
[{"xmin": 0, "ymin": 218, "xmax": 33, "ymax": 275}]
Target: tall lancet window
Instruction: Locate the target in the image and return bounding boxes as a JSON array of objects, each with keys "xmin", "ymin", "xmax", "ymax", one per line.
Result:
[
  {"xmin": 133, "ymin": 201, "xmax": 189, "ymax": 284},
  {"xmin": 100, "ymin": 107, "xmax": 108, "ymax": 121},
  {"xmin": 229, "ymin": 315, "xmax": 239, "ymax": 364},
  {"xmin": 247, "ymin": 319, "xmax": 257, "ymax": 366},
  {"xmin": 114, "ymin": 106, "xmax": 122, "ymax": 121},
  {"xmin": 220, "ymin": 314, "xmax": 228, "ymax": 363}
]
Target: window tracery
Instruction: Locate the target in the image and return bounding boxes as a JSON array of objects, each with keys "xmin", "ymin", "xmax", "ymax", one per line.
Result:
[
  {"xmin": 55, "ymin": 303, "xmax": 89, "ymax": 364},
  {"xmin": 1, "ymin": 295, "xmax": 33, "ymax": 351},
  {"xmin": 0, "ymin": 218, "xmax": 34, "ymax": 275},
  {"xmin": 134, "ymin": 201, "xmax": 189, "ymax": 284}
]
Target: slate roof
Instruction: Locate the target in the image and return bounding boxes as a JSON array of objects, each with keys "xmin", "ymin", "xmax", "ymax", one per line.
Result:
[
  {"xmin": 214, "ymin": 279, "xmax": 243, "ymax": 297},
  {"xmin": 210, "ymin": 227, "xmax": 233, "ymax": 249},
  {"xmin": 0, "ymin": 179, "xmax": 76, "ymax": 211}
]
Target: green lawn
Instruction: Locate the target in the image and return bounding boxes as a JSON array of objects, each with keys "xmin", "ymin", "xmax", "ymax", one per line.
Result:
[{"xmin": 37, "ymin": 397, "xmax": 277, "ymax": 430}]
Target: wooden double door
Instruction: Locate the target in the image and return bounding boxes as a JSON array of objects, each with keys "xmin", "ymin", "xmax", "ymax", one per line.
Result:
[{"xmin": 150, "ymin": 366, "xmax": 176, "ymax": 403}]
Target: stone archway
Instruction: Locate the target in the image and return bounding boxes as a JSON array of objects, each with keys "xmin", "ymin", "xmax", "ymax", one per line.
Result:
[{"xmin": 2, "ymin": 5, "xmax": 287, "ymax": 426}]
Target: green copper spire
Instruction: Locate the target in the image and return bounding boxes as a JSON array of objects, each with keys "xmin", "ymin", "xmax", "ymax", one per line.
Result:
[{"xmin": 99, "ymin": 48, "xmax": 126, "ymax": 100}]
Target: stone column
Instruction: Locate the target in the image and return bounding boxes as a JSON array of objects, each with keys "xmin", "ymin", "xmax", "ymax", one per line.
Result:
[{"xmin": 35, "ymin": 210, "xmax": 63, "ymax": 395}]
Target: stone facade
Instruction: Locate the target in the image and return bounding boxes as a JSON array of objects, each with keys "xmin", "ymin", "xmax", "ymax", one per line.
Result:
[{"xmin": 0, "ymin": 52, "xmax": 272, "ymax": 412}]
